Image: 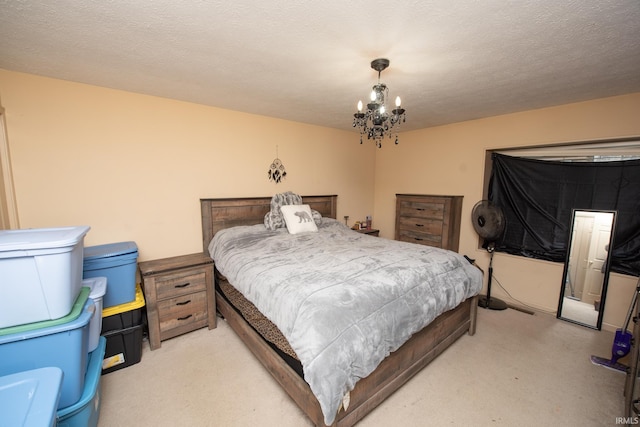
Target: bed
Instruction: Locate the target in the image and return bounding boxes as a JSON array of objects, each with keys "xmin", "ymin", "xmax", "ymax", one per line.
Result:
[{"xmin": 201, "ymin": 194, "xmax": 481, "ymax": 427}]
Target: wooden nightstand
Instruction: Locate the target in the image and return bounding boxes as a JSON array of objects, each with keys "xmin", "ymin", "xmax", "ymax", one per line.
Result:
[
  {"xmin": 139, "ymin": 252, "xmax": 216, "ymax": 350},
  {"xmin": 355, "ymin": 228, "xmax": 380, "ymax": 237}
]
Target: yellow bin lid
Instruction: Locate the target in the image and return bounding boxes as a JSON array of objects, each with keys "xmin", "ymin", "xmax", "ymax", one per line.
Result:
[{"xmin": 102, "ymin": 284, "xmax": 145, "ymax": 317}]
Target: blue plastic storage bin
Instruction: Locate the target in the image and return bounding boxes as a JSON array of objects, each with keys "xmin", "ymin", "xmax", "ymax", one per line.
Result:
[
  {"xmin": 0, "ymin": 297, "xmax": 95, "ymax": 409},
  {"xmin": 0, "ymin": 367, "xmax": 63, "ymax": 427},
  {"xmin": 56, "ymin": 336, "xmax": 106, "ymax": 427},
  {"xmin": 83, "ymin": 241, "xmax": 138, "ymax": 308}
]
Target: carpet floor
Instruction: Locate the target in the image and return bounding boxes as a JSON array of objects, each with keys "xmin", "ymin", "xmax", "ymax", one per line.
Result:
[{"xmin": 98, "ymin": 306, "xmax": 627, "ymax": 426}]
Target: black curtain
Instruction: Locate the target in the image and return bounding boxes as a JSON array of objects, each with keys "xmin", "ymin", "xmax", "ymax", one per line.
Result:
[{"xmin": 488, "ymin": 153, "xmax": 640, "ymax": 276}]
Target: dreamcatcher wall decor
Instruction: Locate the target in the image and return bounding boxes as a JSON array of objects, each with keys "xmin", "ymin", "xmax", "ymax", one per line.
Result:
[{"xmin": 267, "ymin": 146, "xmax": 287, "ymax": 183}]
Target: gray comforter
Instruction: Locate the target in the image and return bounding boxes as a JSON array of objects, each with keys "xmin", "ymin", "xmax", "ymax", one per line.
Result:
[{"xmin": 209, "ymin": 218, "xmax": 482, "ymax": 425}]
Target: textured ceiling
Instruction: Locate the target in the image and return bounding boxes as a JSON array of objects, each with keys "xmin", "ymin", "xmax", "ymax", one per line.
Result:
[{"xmin": 1, "ymin": 1, "xmax": 639, "ymax": 132}]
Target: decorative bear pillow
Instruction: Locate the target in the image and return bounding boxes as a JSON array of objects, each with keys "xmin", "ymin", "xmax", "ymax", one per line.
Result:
[{"xmin": 280, "ymin": 204, "xmax": 318, "ymax": 234}]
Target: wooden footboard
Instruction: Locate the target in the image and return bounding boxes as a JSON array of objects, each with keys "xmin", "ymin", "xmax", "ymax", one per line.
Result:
[
  {"xmin": 217, "ymin": 288, "xmax": 478, "ymax": 427},
  {"xmin": 334, "ymin": 294, "xmax": 478, "ymax": 427}
]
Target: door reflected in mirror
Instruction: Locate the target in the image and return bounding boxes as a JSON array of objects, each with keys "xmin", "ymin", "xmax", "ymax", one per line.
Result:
[{"xmin": 558, "ymin": 210, "xmax": 616, "ymax": 329}]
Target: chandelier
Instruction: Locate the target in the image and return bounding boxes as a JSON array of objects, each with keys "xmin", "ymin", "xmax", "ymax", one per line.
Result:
[{"xmin": 353, "ymin": 58, "xmax": 406, "ymax": 148}]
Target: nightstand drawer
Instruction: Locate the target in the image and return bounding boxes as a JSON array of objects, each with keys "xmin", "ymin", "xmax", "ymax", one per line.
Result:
[
  {"xmin": 154, "ymin": 269, "xmax": 207, "ymax": 300},
  {"xmin": 157, "ymin": 291, "xmax": 209, "ymax": 331}
]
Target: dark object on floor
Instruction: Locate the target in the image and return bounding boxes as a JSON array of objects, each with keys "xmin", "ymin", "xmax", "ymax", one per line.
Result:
[{"xmin": 591, "ymin": 279, "xmax": 640, "ymax": 372}]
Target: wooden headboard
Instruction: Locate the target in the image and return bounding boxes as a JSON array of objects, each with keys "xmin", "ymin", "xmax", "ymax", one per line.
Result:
[{"xmin": 200, "ymin": 195, "xmax": 338, "ymax": 252}]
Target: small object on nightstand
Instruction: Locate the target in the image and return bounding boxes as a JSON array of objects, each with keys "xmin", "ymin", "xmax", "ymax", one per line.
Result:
[{"xmin": 139, "ymin": 252, "xmax": 216, "ymax": 350}]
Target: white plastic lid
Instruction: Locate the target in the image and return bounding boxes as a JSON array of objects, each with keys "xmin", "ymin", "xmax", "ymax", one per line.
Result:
[
  {"xmin": 0, "ymin": 226, "xmax": 90, "ymax": 251},
  {"xmin": 84, "ymin": 276, "xmax": 107, "ymax": 299}
]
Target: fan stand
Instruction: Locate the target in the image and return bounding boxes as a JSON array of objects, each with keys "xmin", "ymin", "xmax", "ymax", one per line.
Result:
[{"xmin": 478, "ymin": 245, "xmax": 508, "ymax": 310}]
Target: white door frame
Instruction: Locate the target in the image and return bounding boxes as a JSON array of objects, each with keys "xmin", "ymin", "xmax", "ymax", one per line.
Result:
[{"xmin": 0, "ymin": 106, "xmax": 20, "ymax": 229}]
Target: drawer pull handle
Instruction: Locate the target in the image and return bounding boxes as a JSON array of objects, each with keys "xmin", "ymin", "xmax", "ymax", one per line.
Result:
[
  {"xmin": 175, "ymin": 282, "xmax": 191, "ymax": 288},
  {"xmin": 414, "ymin": 237, "xmax": 423, "ymax": 241},
  {"xmin": 415, "ymin": 223, "xmax": 424, "ymax": 227},
  {"xmin": 416, "ymin": 208, "xmax": 425, "ymax": 211},
  {"xmin": 177, "ymin": 314, "xmax": 193, "ymax": 321},
  {"xmin": 176, "ymin": 300, "xmax": 191, "ymax": 306}
]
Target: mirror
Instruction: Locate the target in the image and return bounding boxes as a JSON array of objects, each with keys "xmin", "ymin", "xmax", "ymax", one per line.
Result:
[{"xmin": 558, "ymin": 209, "xmax": 616, "ymax": 329}]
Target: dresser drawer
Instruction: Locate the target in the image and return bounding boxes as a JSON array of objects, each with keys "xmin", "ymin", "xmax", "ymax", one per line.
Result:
[
  {"xmin": 157, "ymin": 290, "xmax": 209, "ymax": 332},
  {"xmin": 397, "ymin": 216, "xmax": 444, "ymax": 247},
  {"xmin": 397, "ymin": 216, "xmax": 444, "ymax": 234},
  {"xmin": 154, "ymin": 269, "xmax": 207, "ymax": 300},
  {"xmin": 398, "ymin": 200, "xmax": 446, "ymax": 220},
  {"xmin": 397, "ymin": 227, "xmax": 443, "ymax": 247}
]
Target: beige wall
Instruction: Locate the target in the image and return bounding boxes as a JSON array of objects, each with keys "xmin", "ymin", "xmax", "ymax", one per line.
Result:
[
  {"xmin": 0, "ymin": 70, "xmax": 375, "ymax": 261},
  {"xmin": 373, "ymin": 92, "xmax": 640, "ymax": 330},
  {"xmin": 2, "ymin": 68, "xmax": 639, "ymax": 330}
]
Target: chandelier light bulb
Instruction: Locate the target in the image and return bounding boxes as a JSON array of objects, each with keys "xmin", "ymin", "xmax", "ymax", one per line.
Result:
[
  {"xmin": 357, "ymin": 100, "xmax": 363, "ymax": 112},
  {"xmin": 379, "ymin": 105, "xmax": 385, "ymax": 114},
  {"xmin": 395, "ymin": 96, "xmax": 401, "ymax": 107},
  {"xmin": 370, "ymin": 90, "xmax": 376, "ymax": 101}
]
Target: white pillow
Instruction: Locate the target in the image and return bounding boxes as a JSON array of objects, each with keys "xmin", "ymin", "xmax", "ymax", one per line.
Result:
[{"xmin": 280, "ymin": 204, "xmax": 318, "ymax": 234}]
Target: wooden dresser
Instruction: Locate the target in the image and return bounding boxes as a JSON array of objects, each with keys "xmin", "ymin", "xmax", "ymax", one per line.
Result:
[
  {"xmin": 139, "ymin": 252, "xmax": 216, "ymax": 350},
  {"xmin": 395, "ymin": 194, "xmax": 463, "ymax": 252}
]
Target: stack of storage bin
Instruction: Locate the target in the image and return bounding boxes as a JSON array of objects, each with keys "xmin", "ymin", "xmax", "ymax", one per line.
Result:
[
  {"xmin": 0, "ymin": 226, "xmax": 107, "ymax": 426},
  {"xmin": 82, "ymin": 241, "xmax": 143, "ymax": 374}
]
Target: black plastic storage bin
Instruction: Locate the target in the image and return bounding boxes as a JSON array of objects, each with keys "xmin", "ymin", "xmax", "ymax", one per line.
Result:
[
  {"xmin": 102, "ymin": 300, "xmax": 144, "ymax": 332},
  {"xmin": 101, "ymin": 325, "xmax": 143, "ymax": 374},
  {"xmin": 101, "ymin": 284, "xmax": 145, "ymax": 374}
]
